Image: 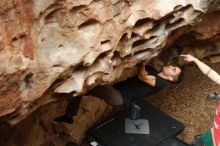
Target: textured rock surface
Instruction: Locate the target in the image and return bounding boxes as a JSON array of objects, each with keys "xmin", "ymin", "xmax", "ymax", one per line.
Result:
[
  {"xmin": 54, "ymin": 96, "xmax": 112, "ymax": 144},
  {"xmin": 0, "ymin": 95, "xmax": 111, "ymax": 146},
  {"xmin": 0, "ymin": 0, "xmax": 214, "ymax": 125},
  {"xmin": 0, "ymin": 0, "xmax": 219, "ymax": 146},
  {"xmin": 175, "ymin": 3, "xmax": 220, "ymax": 63}
]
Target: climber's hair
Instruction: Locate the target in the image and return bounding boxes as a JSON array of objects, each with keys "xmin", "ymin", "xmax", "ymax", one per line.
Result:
[{"xmin": 170, "ymin": 66, "xmax": 184, "ymax": 83}]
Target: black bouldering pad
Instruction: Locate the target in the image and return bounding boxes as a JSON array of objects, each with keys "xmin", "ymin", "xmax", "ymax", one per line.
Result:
[
  {"xmin": 88, "ymin": 101, "xmax": 185, "ymax": 146},
  {"xmin": 158, "ymin": 138, "xmax": 190, "ymax": 146}
]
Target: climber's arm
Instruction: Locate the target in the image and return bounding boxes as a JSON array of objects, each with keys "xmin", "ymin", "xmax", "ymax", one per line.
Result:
[
  {"xmin": 181, "ymin": 54, "xmax": 220, "ymax": 85},
  {"xmin": 138, "ymin": 62, "xmax": 156, "ymax": 87}
]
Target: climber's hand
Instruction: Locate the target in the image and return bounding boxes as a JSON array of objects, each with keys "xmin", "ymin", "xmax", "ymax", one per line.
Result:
[{"xmin": 180, "ymin": 54, "xmax": 197, "ymax": 62}]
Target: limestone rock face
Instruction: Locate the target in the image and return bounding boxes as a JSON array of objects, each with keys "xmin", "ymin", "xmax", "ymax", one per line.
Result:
[{"xmin": 0, "ymin": 0, "xmax": 215, "ymax": 126}]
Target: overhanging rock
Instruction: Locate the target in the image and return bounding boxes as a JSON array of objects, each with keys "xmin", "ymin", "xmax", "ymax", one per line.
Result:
[{"xmin": 0, "ymin": 0, "xmax": 215, "ymax": 125}]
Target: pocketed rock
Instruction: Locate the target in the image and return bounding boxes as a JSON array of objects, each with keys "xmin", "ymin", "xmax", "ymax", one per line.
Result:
[
  {"xmin": 0, "ymin": 0, "xmax": 219, "ymax": 146},
  {"xmin": 0, "ymin": 0, "xmax": 214, "ymax": 125}
]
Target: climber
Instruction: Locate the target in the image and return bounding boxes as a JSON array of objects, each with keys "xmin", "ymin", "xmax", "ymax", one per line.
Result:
[
  {"xmin": 181, "ymin": 54, "xmax": 220, "ymax": 146},
  {"xmin": 90, "ymin": 61, "xmax": 182, "ymax": 107}
]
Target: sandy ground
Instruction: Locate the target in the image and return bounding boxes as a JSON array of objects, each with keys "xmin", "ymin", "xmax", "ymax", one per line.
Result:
[{"xmin": 147, "ymin": 62, "xmax": 220, "ymax": 143}]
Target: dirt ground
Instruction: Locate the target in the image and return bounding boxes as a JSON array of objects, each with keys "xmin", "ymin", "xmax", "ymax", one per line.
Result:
[{"xmin": 147, "ymin": 62, "xmax": 220, "ymax": 143}]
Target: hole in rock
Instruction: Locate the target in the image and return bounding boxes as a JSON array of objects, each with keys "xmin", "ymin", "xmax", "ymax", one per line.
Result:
[
  {"xmin": 117, "ymin": 33, "xmax": 128, "ymax": 50},
  {"xmin": 58, "ymin": 44, "xmax": 63, "ymax": 48},
  {"xmin": 24, "ymin": 73, "xmax": 33, "ymax": 88},
  {"xmin": 12, "ymin": 37, "xmax": 18, "ymax": 42},
  {"xmin": 87, "ymin": 50, "xmax": 112, "ymax": 67},
  {"xmin": 78, "ymin": 19, "xmax": 100, "ymax": 30},
  {"xmin": 100, "ymin": 40, "xmax": 111, "ymax": 51},
  {"xmin": 12, "ymin": 34, "xmax": 26, "ymax": 42},
  {"xmin": 180, "ymin": 5, "xmax": 193, "ymax": 12},
  {"xmin": 132, "ymin": 39, "xmax": 148, "ymax": 48},
  {"xmin": 134, "ymin": 18, "xmax": 152, "ymax": 27},
  {"xmin": 120, "ymin": 33, "xmax": 128, "ymax": 41},
  {"xmin": 41, "ymin": 38, "xmax": 45, "ymax": 42},
  {"xmin": 101, "ymin": 40, "xmax": 110, "ymax": 45},
  {"xmin": 132, "ymin": 36, "xmax": 156, "ymax": 49},
  {"xmin": 174, "ymin": 5, "xmax": 183, "ymax": 11},
  {"xmin": 134, "ymin": 48, "xmax": 152, "ymax": 55},
  {"xmin": 69, "ymin": 5, "xmax": 86, "ymax": 13},
  {"xmin": 166, "ymin": 18, "xmax": 185, "ymax": 30},
  {"xmin": 131, "ymin": 32, "xmax": 138, "ymax": 38},
  {"xmin": 45, "ymin": 8, "xmax": 64, "ymax": 24},
  {"xmin": 78, "ymin": 19, "xmax": 102, "ymax": 39}
]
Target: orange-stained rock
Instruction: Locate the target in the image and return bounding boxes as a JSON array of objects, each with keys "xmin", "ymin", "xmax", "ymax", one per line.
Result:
[{"xmin": 0, "ymin": 90, "xmax": 21, "ymax": 117}]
